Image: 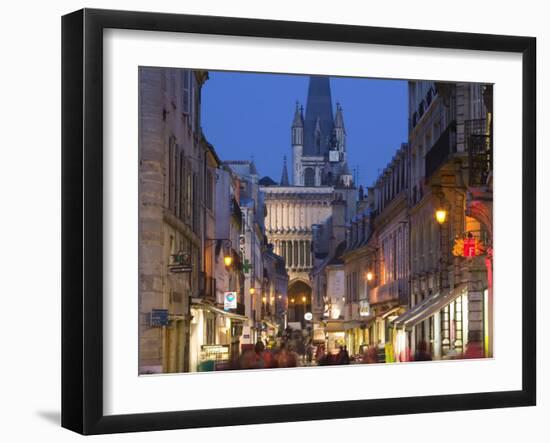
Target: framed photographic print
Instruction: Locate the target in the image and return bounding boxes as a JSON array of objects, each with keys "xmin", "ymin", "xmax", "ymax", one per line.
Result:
[{"xmin": 61, "ymin": 8, "xmax": 536, "ymax": 435}]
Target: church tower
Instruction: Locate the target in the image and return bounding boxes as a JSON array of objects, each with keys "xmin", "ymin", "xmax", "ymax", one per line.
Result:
[
  {"xmin": 303, "ymin": 76, "xmax": 334, "ymax": 157},
  {"xmin": 290, "ymin": 76, "xmax": 350, "ymax": 187},
  {"xmin": 291, "ymin": 102, "xmax": 304, "ymax": 185}
]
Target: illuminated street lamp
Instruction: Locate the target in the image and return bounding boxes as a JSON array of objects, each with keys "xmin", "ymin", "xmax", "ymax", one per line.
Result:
[
  {"xmin": 223, "ymin": 255, "xmax": 233, "ymax": 267},
  {"xmin": 249, "ymin": 287, "xmax": 255, "ymax": 295},
  {"xmin": 301, "ymin": 296, "xmax": 306, "ymax": 303},
  {"xmin": 366, "ymin": 271, "xmax": 374, "ymax": 282},
  {"xmin": 435, "ymin": 209, "xmax": 448, "ymax": 225}
]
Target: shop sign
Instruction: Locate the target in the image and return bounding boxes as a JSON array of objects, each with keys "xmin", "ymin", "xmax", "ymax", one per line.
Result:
[
  {"xmin": 224, "ymin": 291, "xmax": 237, "ymax": 310},
  {"xmin": 359, "ymin": 299, "xmax": 370, "ymax": 317},
  {"xmin": 150, "ymin": 309, "xmax": 169, "ymax": 327},
  {"xmin": 453, "ymin": 235, "xmax": 485, "ymax": 257}
]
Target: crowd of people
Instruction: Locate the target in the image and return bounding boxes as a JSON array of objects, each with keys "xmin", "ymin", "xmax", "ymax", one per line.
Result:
[{"xmin": 225, "ymin": 338, "xmax": 483, "ymax": 371}]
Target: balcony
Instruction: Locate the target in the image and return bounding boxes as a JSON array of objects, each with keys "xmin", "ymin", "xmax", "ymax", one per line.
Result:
[
  {"xmin": 199, "ymin": 272, "xmax": 216, "ymax": 299},
  {"xmin": 369, "ymin": 279, "xmax": 409, "ymax": 306},
  {"xmin": 425, "ymin": 121, "xmax": 457, "ymax": 180},
  {"xmin": 465, "ymin": 119, "xmax": 492, "ymax": 187}
]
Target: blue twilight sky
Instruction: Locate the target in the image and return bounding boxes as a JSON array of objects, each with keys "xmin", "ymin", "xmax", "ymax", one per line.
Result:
[{"xmin": 201, "ymin": 71, "xmax": 408, "ymax": 189}]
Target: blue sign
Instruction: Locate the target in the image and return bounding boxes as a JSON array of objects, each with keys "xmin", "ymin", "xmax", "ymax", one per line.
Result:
[{"xmin": 150, "ymin": 309, "xmax": 169, "ymax": 327}]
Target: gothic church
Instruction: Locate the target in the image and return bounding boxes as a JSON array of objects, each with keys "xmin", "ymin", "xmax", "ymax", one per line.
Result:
[{"xmin": 260, "ymin": 75, "xmax": 357, "ymax": 325}]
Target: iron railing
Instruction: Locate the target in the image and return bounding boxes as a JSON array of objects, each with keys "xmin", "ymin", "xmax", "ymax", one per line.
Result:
[
  {"xmin": 425, "ymin": 121, "xmax": 457, "ymax": 179},
  {"xmin": 465, "ymin": 119, "xmax": 492, "ymax": 186}
]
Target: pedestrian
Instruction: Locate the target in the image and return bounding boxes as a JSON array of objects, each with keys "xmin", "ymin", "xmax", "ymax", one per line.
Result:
[
  {"xmin": 413, "ymin": 340, "xmax": 432, "ymax": 361},
  {"xmin": 336, "ymin": 345, "xmax": 350, "ymax": 365},
  {"xmin": 463, "ymin": 342, "xmax": 484, "ymax": 359},
  {"xmin": 315, "ymin": 343, "xmax": 326, "ymax": 365},
  {"xmin": 254, "ymin": 340, "xmax": 266, "ymax": 368}
]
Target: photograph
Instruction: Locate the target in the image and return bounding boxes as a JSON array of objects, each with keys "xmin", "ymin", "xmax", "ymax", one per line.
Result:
[{"xmin": 138, "ymin": 68, "xmax": 494, "ymax": 374}]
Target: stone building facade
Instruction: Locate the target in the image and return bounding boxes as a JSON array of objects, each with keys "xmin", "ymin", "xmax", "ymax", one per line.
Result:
[
  {"xmin": 138, "ymin": 67, "xmax": 209, "ymax": 374},
  {"xmin": 262, "ymin": 75, "xmax": 357, "ymax": 329},
  {"xmin": 341, "ymin": 144, "xmax": 409, "ymax": 356},
  {"xmin": 392, "ymin": 81, "xmax": 493, "ymax": 360}
]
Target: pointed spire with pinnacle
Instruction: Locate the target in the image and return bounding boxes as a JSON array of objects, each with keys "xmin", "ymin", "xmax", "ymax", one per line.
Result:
[
  {"xmin": 304, "ymin": 76, "xmax": 334, "ymax": 156},
  {"xmin": 334, "ymin": 103, "xmax": 345, "ymax": 129},
  {"xmin": 292, "ymin": 101, "xmax": 304, "ymax": 127},
  {"xmin": 280, "ymin": 155, "xmax": 290, "ymax": 186}
]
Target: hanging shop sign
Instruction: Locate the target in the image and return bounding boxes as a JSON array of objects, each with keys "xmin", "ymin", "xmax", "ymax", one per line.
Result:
[
  {"xmin": 359, "ymin": 299, "xmax": 371, "ymax": 317},
  {"xmin": 168, "ymin": 252, "xmax": 192, "ymax": 273},
  {"xmin": 453, "ymin": 235, "xmax": 486, "ymax": 257},
  {"xmin": 224, "ymin": 291, "xmax": 237, "ymax": 310}
]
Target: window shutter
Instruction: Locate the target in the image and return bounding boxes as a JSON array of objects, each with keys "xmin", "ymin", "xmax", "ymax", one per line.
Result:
[{"xmin": 182, "ymin": 71, "xmax": 190, "ymax": 114}]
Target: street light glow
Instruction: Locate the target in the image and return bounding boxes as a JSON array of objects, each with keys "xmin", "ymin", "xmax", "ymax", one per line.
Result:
[
  {"xmin": 435, "ymin": 209, "xmax": 447, "ymax": 224},
  {"xmin": 366, "ymin": 271, "xmax": 373, "ymax": 281},
  {"xmin": 249, "ymin": 287, "xmax": 255, "ymax": 295},
  {"xmin": 223, "ymin": 255, "xmax": 233, "ymax": 267}
]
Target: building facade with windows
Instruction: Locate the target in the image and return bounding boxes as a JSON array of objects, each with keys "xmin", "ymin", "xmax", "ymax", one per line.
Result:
[
  {"xmin": 341, "ymin": 144, "xmax": 410, "ymax": 358},
  {"xmin": 392, "ymin": 81, "xmax": 493, "ymax": 361},
  {"xmin": 263, "ymin": 75, "xmax": 358, "ymax": 334},
  {"xmin": 138, "ymin": 67, "xmax": 209, "ymax": 374}
]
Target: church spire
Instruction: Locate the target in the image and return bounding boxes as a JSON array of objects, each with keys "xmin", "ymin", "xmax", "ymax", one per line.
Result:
[
  {"xmin": 333, "ymin": 102, "xmax": 346, "ymax": 152},
  {"xmin": 334, "ymin": 102, "xmax": 345, "ymax": 129},
  {"xmin": 303, "ymin": 76, "xmax": 334, "ymax": 156},
  {"xmin": 280, "ymin": 155, "xmax": 290, "ymax": 186},
  {"xmin": 292, "ymin": 101, "xmax": 304, "ymax": 128}
]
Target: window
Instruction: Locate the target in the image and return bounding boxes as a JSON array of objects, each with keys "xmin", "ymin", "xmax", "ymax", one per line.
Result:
[
  {"xmin": 169, "ymin": 70, "xmax": 176, "ymax": 103},
  {"xmin": 304, "ymin": 168, "xmax": 315, "ymax": 186},
  {"xmin": 205, "ymin": 170, "xmax": 214, "ymax": 210},
  {"xmin": 192, "ymin": 173, "xmax": 199, "ymax": 232},
  {"xmin": 186, "ymin": 161, "xmax": 192, "ymax": 222},
  {"xmin": 182, "ymin": 70, "xmax": 190, "ymax": 114},
  {"xmin": 168, "ymin": 137, "xmax": 177, "ymax": 213},
  {"xmin": 160, "ymin": 69, "xmax": 166, "ymax": 92},
  {"xmin": 179, "ymin": 152, "xmax": 185, "ymax": 219}
]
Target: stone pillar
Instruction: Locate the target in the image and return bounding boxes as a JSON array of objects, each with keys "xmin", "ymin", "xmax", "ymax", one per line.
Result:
[
  {"xmin": 433, "ymin": 311, "xmax": 442, "ymax": 360},
  {"xmin": 288, "ymin": 241, "xmax": 293, "ymax": 267},
  {"xmin": 467, "ymin": 288, "xmax": 484, "ymax": 344},
  {"xmin": 284, "ymin": 202, "xmax": 290, "ymax": 231}
]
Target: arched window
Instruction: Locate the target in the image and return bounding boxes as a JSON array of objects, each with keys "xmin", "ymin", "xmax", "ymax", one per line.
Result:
[{"xmin": 304, "ymin": 168, "xmax": 315, "ymax": 186}]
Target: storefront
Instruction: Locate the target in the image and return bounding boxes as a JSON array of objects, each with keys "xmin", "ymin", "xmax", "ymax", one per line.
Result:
[
  {"xmin": 392, "ymin": 283, "xmax": 472, "ymax": 360},
  {"xmin": 323, "ymin": 320, "xmax": 346, "ymax": 353},
  {"xmin": 190, "ymin": 302, "xmax": 248, "ymax": 371},
  {"xmin": 344, "ymin": 317, "xmax": 373, "ymax": 356}
]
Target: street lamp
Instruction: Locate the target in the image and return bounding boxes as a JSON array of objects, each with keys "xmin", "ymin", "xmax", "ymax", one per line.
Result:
[
  {"xmin": 435, "ymin": 208, "xmax": 447, "ymax": 291},
  {"xmin": 366, "ymin": 271, "xmax": 374, "ymax": 282},
  {"xmin": 249, "ymin": 287, "xmax": 255, "ymax": 295},
  {"xmin": 205, "ymin": 238, "xmax": 233, "ymax": 267},
  {"xmin": 435, "ymin": 209, "xmax": 448, "ymax": 225}
]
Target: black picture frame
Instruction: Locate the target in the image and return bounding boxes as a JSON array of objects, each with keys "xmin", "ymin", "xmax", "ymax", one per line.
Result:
[{"xmin": 61, "ymin": 8, "xmax": 536, "ymax": 435}]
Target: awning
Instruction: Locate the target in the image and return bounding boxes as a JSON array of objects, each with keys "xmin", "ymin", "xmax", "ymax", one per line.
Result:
[
  {"xmin": 191, "ymin": 302, "xmax": 249, "ymax": 322},
  {"xmin": 324, "ymin": 320, "xmax": 347, "ymax": 333},
  {"xmin": 343, "ymin": 315, "xmax": 375, "ymax": 330},
  {"xmin": 381, "ymin": 306, "xmax": 402, "ymax": 320},
  {"xmin": 392, "ymin": 284, "xmax": 467, "ymax": 330}
]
